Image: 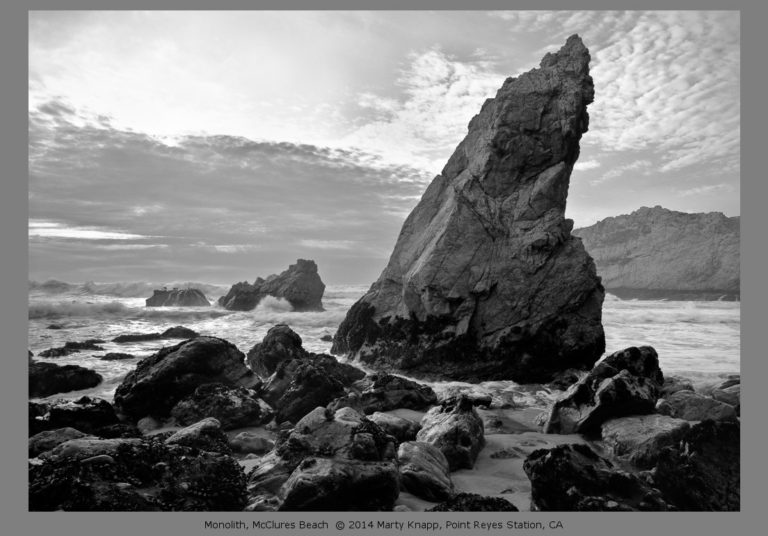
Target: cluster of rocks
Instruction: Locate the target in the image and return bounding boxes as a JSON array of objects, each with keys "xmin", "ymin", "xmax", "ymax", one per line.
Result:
[
  {"xmin": 524, "ymin": 346, "xmax": 740, "ymax": 511},
  {"xmin": 218, "ymin": 259, "xmax": 325, "ymax": 312},
  {"xmin": 37, "ymin": 339, "xmax": 105, "ymax": 358},
  {"xmin": 29, "ymin": 323, "xmax": 504, "ymax": 511},
  {"xmin": 146, "ymin": 288, "xmax": 211, "ymax": 307}
]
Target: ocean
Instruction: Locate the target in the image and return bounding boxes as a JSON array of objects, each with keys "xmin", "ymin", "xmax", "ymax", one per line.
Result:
[{"xmin": 28, "ymin": 281, "xmax": 741, "ymax": 406}]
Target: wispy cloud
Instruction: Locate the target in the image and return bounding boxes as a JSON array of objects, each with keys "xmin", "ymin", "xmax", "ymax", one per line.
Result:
[
  {"xmin": 590, "ymin": 159, "xmax": 652, "ymax": 185},
  {"xmin": 677, "ymin": 183, "xmax": 734, "ymax": 197}
]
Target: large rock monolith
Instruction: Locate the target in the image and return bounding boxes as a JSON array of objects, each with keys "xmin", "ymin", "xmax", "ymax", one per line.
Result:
[{"xmin": 332, "ymin": 35, "xmax": 604, "ymax": 383}]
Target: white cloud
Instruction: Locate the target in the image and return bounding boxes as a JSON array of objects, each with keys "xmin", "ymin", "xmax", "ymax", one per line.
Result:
[
  {"xmin": 574, "ymin": 159, "xmax": 602, "ymax": 171},
  {"xmin": 29, "ymin": 220, "xmax": 153, "ymax": 240},
  {"xmin": 299, "ymin": 239, "xmax": 357, "ymax": 250}
]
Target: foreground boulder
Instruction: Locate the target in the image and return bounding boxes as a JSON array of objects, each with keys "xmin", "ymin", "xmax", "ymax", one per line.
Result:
[
  {"xmin": 416, "ymin": 396, "xmax": 485, "ymax": 471},
  {"xmin": 329, "ymin": 373, "xmax": 437, "ymax": 415},
  {"xmin": 524, "ymin": 443, "xmax": 671, "ymax": 511},
  {"xmin": 219, "ymin": 259, "xmax": 325, "ymax": 311},
  {"xmin": 29, "ymin": 361, "xmax": 102, "ymax": 398},
  {"xmin": 29, "ymin": 436, "xmax": 247, "ymax": 511},
  {"xmin": 113, "ymin": 337, "xmax": 258, "ymax": 420},
  {"xmin": 112, "ymin": 325, "xmax": 199, "ymax": 343},
  {"xmin": 543, "ymin": 346, "xmax": 663, "ymax": 434},
  {"xmin": 397, "ymin": 441, "xmax": 454, "ymax": 501},
  {"xmin": 146, "ymin": 288, "xmax": 210, "ymax": 307},
  {"xmin": 279, "ymin": 457, "xmax": 399, "ymax": 511},
  {"xmin": 170, "ymin": 382, "xmax": 272, "ymax": 430},
  {"xmin": 427, "ymin": 493, "xmax": 519, "ymax": 512},
  {"xmin": 657, "ymin": 390, "xmax": 738, "ymax": 422},
  {"xmin": 600, "ymin": 415, "xmax": 690, "ymax": 469},
  {"xmin": 245, "ymin": 407, "xmax": 398, "ymax": 511},
  {"xmin": 29, "ymin": 427, "xmax": 90, "ymax": 458},
  {"xmin": 29, "ymin": 397, "xmax": 119, "ymax": 436},
  {"xmin": 246, "ymin": 324, "xmax": 307, "ymax": 378},
  {"xmin": 650, "ymin": 419, "xmax": 739, "ymax": 511},
  {"xmin": 332, "ymin": 35, "xmax": 604, "ymax": 383}
]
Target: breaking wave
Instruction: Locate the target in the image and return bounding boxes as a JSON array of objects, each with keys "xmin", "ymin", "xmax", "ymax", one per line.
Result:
[{"xmin": 28, "ymin": 301, "xmax": 232, "ymax": 321}]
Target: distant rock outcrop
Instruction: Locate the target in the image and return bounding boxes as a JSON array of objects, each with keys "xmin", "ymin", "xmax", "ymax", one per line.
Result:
[
  {"xmin": 332, "ymin": 35, "xmax": 605, "ymax": 383},
  {"xmin": 218, "ymin": 259, "xmax": 325, "ymax": 311},
  {"xmin": 146, "ymin": 288, "xmax": 210, "ymax": 306},
  {"xmin": 574, "ymin": 206, "xmax": 740, "ymax": 300}
]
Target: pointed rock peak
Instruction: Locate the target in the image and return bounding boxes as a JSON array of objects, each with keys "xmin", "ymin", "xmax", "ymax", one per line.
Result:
[{"xmin": 332, "ymin": 36, "xmax": 605, "ymax": 383}]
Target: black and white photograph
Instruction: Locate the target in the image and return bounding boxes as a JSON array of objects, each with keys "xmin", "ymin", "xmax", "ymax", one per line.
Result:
[{"xmin": 26, "ymin": 10, "xmax": 740, "ymax": 515}]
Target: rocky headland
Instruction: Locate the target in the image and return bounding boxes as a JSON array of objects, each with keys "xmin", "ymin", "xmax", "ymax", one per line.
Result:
[
  {"xmin": 332, "ymin": 34, "xmax": 605, "ymax": 383},
  {"xmin": 574, "ymin": 206, "xmax": 740, "ymax": 300},
  {"xmin": 218, "ymin": 259, "xmax": 325, "ymax": 312}
]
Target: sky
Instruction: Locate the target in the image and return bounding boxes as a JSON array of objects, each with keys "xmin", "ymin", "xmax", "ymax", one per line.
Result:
[{"xmin": 28, "ymin": 11, "xmax": 740, "ymax": 285}]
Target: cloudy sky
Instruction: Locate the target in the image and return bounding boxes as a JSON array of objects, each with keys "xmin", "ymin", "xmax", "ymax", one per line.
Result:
[{"xmin": 29, "ymin": 11, "xmax": 740, "ymax": 285}]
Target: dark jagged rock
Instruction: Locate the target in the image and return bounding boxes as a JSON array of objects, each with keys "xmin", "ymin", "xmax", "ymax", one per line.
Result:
[
  {"xmin": 329, "ymin": 373, "xmax": 438, "ymax": 415},
  {"xmin": 256, "ymin": 335, "xmax": 364, "ymax": 424},
  {"xmin": 650, "ymin": 419, "xmax": 739, "ymax": 511},
  {"xmin": 164, "ymin": 418, "xmax": 232, "ymax": 455},
  {"xmin": 29, "ymin": 397, "xmax": 120, "ymax": 436},
  {"xmin": 574, "ymin": 206, "xmax": 740, "ymax": 300},
  {"xmin": 113, "ymin": 337, "xmax": 258, "ymax": 421},
  {"xmin": 656, "ymin": 390, "xmax": 737, "ymax": 422},
  {"xmin": 29, "ymin": 428, "xmax": 90, "ymax": 458},
  {"xmin": 524, "ymin": 443, "xmax": 671, "ymax": 511},
  {"xmin": 246, "ymin": 324, "xmax": 307, "ymax": 378},
  {"xmin": 427, "ymin": 493, "xmax": 519, "ymax": 512},
  {"xmin": 145, "ymin": 288, "xmax": 210, "ymax": 307},
  {"xmin": 29, "ymin": 361, "xmax": 103, "ymax": 398},
  {"xmin": 38, "ymin": 339, "xmax": 105, "ymax": 358},
  {"xmin": 261, "ymin": 360, "xmax": 347, "ymax": 425},
  {"xmin": 112, "ymin": 325, "xmax": 199, "ymax": 343},
  {"xmin": 397, "ymin": 441, "xmax": 454, "ymax": 501},
  {"xmin": 29, "ymin": 435, "xmax": 247, "ymax": 511},
  {"xmin": 245, "ymin": 407, "xmax": 398, "ymax": 511},
  {"xmin": 170, "ymin": 382, "xmax": 272, "ymax": 430},
  {"xmin": 219, "ymin": 259, "xmax": 325, "ymax": 311},
  {"xmin": 369, "ymin": 412, "xmax": 421, "ymax": 443},
  {"xmin": 600, "ymin": 415, "xmax": 690, "ymax": 469},
  {"xmin": 543, "ymin": 346, "xmax": 662, "ymax": 434},
  {"xmin": 332, "ymin": 35, "xmax": 604, "ymax": 384},
  {"xmin": 416, "ymin": 396, "xmax": 485, "ymax": 471}
]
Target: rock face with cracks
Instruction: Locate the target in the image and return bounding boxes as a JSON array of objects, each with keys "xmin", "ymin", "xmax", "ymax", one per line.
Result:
[{"xmin": 332, "ymin": 35, "xmax": 604, "ymax": 383}]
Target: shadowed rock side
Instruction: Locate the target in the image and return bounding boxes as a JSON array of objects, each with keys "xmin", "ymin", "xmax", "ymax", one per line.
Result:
[
  {"xmin": 146, "ymin": 288, "xmax": 211, "ymax": 307},
  {"xmin": 219, "ymin": 259, "xmax": 325, "ymax": 312},
  {"xmin": 574, "ymin": 206, "xmax": 740, "ymax": 300},
  {"xmin": 332, "ymin": 35, "xmax": 604, "ymax": 383}
]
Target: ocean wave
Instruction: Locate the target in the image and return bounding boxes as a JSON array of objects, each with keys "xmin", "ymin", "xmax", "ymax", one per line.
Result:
[
  {"xmin": 28, "ymin": 300, "xmax": 232, "ymax": 321},
  {"xmin": 29, "ymin": 279, "xmax": 228, "ymax": 299}
]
